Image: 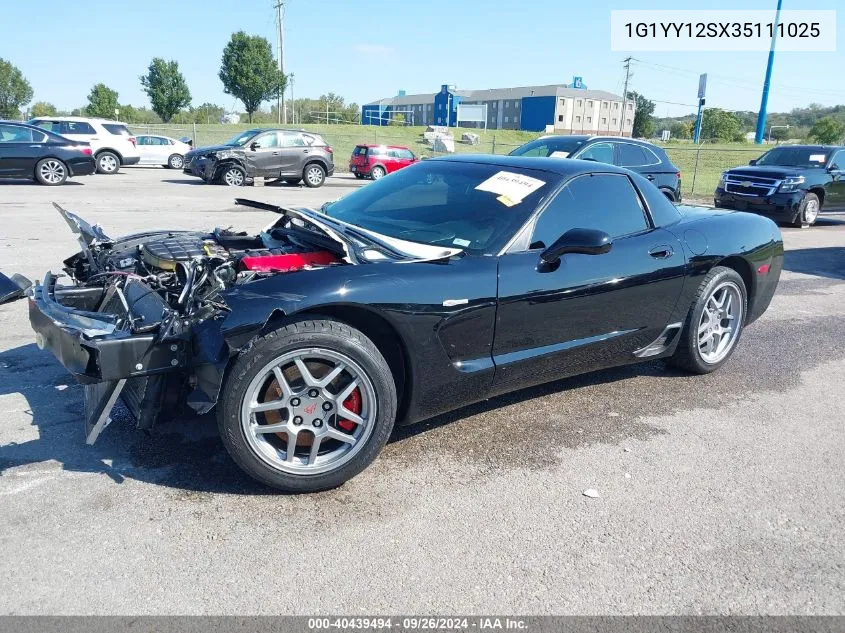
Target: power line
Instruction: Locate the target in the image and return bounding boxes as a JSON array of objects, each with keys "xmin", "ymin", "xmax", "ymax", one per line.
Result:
[{"xmin": 620, "ymin": 57, "xmax": 632, "ymax": 135}]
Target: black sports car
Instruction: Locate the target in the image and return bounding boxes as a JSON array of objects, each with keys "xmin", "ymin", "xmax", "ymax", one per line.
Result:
[{"xmin": 0, "ymin": 156, "xmax": 783, "ymax": 492}]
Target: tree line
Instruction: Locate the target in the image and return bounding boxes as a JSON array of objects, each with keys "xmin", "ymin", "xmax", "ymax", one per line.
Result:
[{"xmin": 0, "ymin": 32, "xmax": 360, "ymax": 126}]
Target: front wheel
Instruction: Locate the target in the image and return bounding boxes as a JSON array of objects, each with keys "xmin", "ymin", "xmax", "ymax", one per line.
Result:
[
  {"xmin": 218, "ymin": 319, "xmax": 397, "ymax": 492},
  {"xmin": 220, "ymin": 165, "xmax": 246, "ymax": 186},
  {"xmin": 303, "ymin": 163, "xmax": 326, "ymax": 188},
  {"xmin": 791, "ymin": 192, "xmax": 820, "ymax": 228},
  {"xmin": 167, "ymin": 154, "xmax": 184, "ymax": 169},
  {"xmin": 667, "ymin": 266, "xmax": 747, "ymax": 374},
  {"xmin": 96, "ymin": 151, "xmax": 120, "ymax": 174},
  {"xmin": 35, "ymin": 158, "xmax": 68, "ymax": 186}
]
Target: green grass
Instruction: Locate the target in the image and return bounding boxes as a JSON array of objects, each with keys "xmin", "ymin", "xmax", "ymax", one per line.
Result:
[{"xmin": 130, "ymin": 122, "xmax": 768, "ymax": 196}]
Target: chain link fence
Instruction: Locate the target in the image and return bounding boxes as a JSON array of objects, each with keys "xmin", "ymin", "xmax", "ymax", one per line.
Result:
[{"xmin": 128, "ymin": 123, "xmax": 766, "ymax": 199}]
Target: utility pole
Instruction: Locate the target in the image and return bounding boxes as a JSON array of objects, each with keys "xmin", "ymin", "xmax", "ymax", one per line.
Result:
[
  {"xmin": 620, "ymin": 57, "xmax": 632, "ymax": 136},
  {"xmin": 755, "ymin": 0, "xmax": 783, "ymax": 144},
  {"xmin": 274, "ymin": 0, "xmax": 286, "ymax": 125},
  {"xmin": 289, "ymin": 73, "xmax": 295, "ymax": 125}
]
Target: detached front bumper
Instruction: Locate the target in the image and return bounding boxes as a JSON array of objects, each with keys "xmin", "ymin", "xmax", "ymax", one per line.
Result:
[
  {"xmin": 714, "ymin": 188, "xmax": 802, "ymax": 223},
  {"xmin": 28, "ymin": 274, "xmax": 188, "ymax": 442}
]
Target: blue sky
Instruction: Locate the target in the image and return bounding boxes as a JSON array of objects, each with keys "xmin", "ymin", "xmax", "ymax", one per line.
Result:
[{"xmin": 2, "ymin": 0, "xmax": 842, "ymax": 118}]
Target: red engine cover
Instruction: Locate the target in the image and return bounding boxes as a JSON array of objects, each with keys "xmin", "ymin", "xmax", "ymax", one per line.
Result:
[{"xmin": 239, "ymin": 251, "xmax": 338, "ymax": 272}]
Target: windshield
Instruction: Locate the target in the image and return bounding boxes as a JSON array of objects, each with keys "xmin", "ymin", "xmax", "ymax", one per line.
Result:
[
  {"xmin": 509, "ymin": 137, "xmax": 587, "ymax": 158},
  {"xmin": 223, "ymin": 129, "xmax": 262, "ymax": 146},
  {"xmin": 756, "ymin": 147, "xmax": 829, "ymax": 168},
  {"xmin": 323, "ymin": 160, "xmax": 560, "ymax": 254}
]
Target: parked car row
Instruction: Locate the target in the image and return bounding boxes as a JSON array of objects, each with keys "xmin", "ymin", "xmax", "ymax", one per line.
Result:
[{"xmin": 1, "ymin": 113, "xmax": 843, "ymax": 229}]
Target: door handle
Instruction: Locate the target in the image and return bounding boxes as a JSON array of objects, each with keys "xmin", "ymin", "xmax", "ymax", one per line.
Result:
[
  {"xmin": 649, "ymin": 245, "xmax": 673, "ymax": 259},
  {"xmin": 303, "ymin": 149, "xmax": 310, "ymax": 154},
  {"xmin": 272, "ymin": 151, "xmax": 280, "ymax": 155}
]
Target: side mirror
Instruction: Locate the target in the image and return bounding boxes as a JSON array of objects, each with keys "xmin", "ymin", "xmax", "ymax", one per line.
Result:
[
  {"xmin": 748, "ymin": 159, "xmax": 757, "ymax": 166},
  {"xmin": 249, "ymin": 141, "xmax": 260, "ymax": 151},
  {"xmin": 828, "ymin": 163, "xmax": 840, "ymax": 172},
  {"xmin": 540, "ymin": 228, "xmax": 612, "ymax": 265}
]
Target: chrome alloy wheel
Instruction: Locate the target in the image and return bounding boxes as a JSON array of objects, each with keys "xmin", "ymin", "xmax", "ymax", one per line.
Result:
[
  {"xmin": 240, "ymin": 348, "xmax": 377, "ymax": 475},
  {"xmin": 804, "ymin": 197, "xmax": 819, "ymax": 224},
  {"xmin": 170, "ymin": 154, "xmax": 184, "ymax": 169},
  {"xmin": 305, "ymin": 165, "xmax": 324, "ymax": 186},
  {"xmin": 697, "ymin": 281, "xmax": 743, "ymax": 364},
  {"xmin": 39, "ymin": 160, "xmax": 66, "ymax": 184},
  {"xmin": 224, "ymin": 168, "xmax": 244, "ymax": 186},
  {"xmin": 98, "ymin": 154, "xmax": 118, "ymax": 173}
]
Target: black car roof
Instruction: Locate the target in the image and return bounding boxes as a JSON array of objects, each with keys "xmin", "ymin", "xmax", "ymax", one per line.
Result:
[{"xmin": 431, "ymin": 153, "xmax": 630, "ymax": 177}]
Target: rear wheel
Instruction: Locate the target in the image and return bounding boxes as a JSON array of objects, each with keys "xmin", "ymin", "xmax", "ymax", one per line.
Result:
[
  {"xmin": 34, "ymin": 158, "xmax": 68, "ymax": 186},
  {"xmin": 220, "ymin": 165, "xmax": 246, "ymax": 186},
  {"xmin": 95, "ymin": 151, "xmax": 120, "ymax": 174},
  {"xmin": 167, "ymin": 154, "xmax": 184, "ymax": 169},
  {"xmin": 218, "ymin": 319, "xmax": 397, "ymax": 492},
  {"xmin": 667, "ymin": 266, "xmax": 747, "ymax": 374},
  {"xmin": 371, "ymin": 165, "xmax": 386, "ymax": 180},
  {"xmin": 791, "ymin": 192, "xmax": 820, "ymax": 228},
  {"xmin": 303, "ymin": 163, "xmax": 326, "ymax": 188}
]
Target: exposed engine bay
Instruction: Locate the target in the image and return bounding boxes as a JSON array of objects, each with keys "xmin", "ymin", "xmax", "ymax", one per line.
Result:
[{"xmin": 62, "ymin": 206, "xmax": 343, "ymax": 337}]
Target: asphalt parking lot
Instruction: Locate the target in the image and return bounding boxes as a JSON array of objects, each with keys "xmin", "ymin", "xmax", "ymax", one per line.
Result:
[{"xmin": 0, "ymin": 166, "xmax": 843, "ymax": 615}]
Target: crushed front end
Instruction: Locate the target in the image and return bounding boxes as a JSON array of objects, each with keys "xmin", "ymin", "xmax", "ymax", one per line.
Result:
[{"xmin": 14, "ymin": 203, "xmax": 346, "ymax": 443}]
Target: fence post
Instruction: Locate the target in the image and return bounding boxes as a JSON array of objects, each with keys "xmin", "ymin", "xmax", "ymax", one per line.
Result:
[
  {"xmin": 690, "ymin": 143, "xmax": 703, "ymax": 196},
  {"xmin": 192, "ymin": 122, "xmax": 197, "ymax": 147},
  {"xmin": 492, "ymin": 135, "xmax": 497, "ymax": 155}
]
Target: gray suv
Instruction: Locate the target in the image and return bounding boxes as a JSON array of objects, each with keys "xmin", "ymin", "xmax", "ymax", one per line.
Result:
[{"xmin": 183, "ymin": 128, "xmax": 334, "ymax": 187}]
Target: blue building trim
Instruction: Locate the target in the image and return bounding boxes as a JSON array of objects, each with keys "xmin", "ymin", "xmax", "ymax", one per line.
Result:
[
  {"xmin": 520, "ymin": 96, "xmax": 556, "ymax": 132},
  {"xmin": 362, "ymin": 104, "xmax": 391, "ymax": 126}
]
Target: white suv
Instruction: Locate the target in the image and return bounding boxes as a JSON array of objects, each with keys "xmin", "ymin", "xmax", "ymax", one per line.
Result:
[{"xmin": 27, "ymin": 116, "xmax": 140, "ymax": 174}]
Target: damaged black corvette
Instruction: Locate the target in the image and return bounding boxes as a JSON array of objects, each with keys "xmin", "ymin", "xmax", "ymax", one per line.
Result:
[{"xmin": 0, "ymin": 156, "xmax": 783, "ymax": 492}]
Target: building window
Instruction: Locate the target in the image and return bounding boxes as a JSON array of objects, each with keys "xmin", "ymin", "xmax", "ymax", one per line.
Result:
[
  {"xmin": 575, "ymin": 115, "xmax": 581, "ymax": 123},
  {"xmin": 558, "ymin": 114, "xmax": 564, "ymax": 122},
  {"xmin": 587, "ymin": 116, "xmax": 592, "ymax": 123},
  {"xmin": 612, "ymin": 118, "xmax": 617, "ymax": 125},
  {"xmin": 559, "ymin": 98, "xmax": 566, "ymax": 106},
  {"xmin": 614, "ymin": 103, "xmax": 620, "ymax": 110},
  {"xmin": 427, "ymin": 104, "xmax": 431, "ymax": 111},
  {"xmin": 504, "ymin": 116, "xmax": 509, "ymax": 123},
  {"xmin": 601, "ymin": 117, "xmax": 607, "ymax": 124},
  {"xmin": 627, "ymin": 103, "xmax": 633, "ymax": 110},
  {"xmin": 603, "ymin": 102, "xmax": 608, "ymax": 109},
  {"xmin": 514, "ymin": 101, "xmax": 519, "ymax": 109},
  {"xmin": 587, "ymin": 100, "xmax": 593, "ymax": 107},
  {"xmin": 626, "ymin": 118, "xmax": 632, "ymax": 125},
  {"xmin": 577, "ymin": 99, "xmax": 582, "ymax": 106}
]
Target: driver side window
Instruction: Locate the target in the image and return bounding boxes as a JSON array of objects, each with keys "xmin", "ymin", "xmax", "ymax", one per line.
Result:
[
  {"xmin": 530, "ymin": 174, "xmax": 649, "ymax": 248},
  {"xmin": 830, "ymin": 151, "xmax": 843, "ymax": 170},
  {"xmin": 253, "ymin": 132, "xmax": 280, "ymax": 149}
]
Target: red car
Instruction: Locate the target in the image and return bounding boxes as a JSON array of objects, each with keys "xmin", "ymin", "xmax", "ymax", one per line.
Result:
[{"xmin": 349, "ymin": 144, "xmax": 417, "ymax": 180}]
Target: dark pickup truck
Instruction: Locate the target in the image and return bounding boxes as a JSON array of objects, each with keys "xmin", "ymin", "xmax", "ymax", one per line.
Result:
[{"xmin": 714, "ymin": 145, "xmax": 845, "ymax": 227}]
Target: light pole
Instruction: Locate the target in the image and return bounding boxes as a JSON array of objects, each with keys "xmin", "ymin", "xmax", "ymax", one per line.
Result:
[{"xmin": 755, "ymin": 0, "xmax": 783, "ymax": 144}]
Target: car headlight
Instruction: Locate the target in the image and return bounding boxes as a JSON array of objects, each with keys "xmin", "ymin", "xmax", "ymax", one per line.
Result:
[
  {"xmin": 717, "ymin": 171, "xmax": 727, "ymax": 188},
  {"xmin": 778, "ymin": 175, "xmax": 805, "ymax": 192}
]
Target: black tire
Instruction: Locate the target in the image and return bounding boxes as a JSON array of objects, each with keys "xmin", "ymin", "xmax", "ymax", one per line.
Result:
[
  {"xmin": 218, "ymin": 318, "xmax": 397, "ymax": 493},
  {"xmin": 167, "ymin": 154, "xmax": 184, "ymax": 170},
  {"xmin": 284, "ymin": 178, "xmax": 302, "ymax": 185},
  {"xmin": 354, "ymin": 173, "xmax": 364, "ymax": 179},
  {"xmin": 219, "ymin": 164, "xmax": 246, "ymax": 186},
  {"xmin": 303, "ymin": 163, "xmax": 326, "ymax": 188},
  {"xmin": 95, "ymin": 151, "xmax": 120, "ymax": 174},
  {"xmin": 370, "ymin": 165, "xmax": 386, "ymax": 181},
  {"xmin": 791, "ymin": 192, "xmax": 820, "ymax": 228},
  {"xmin": 34, "ymin": 158, "xmax": 68, "ymax": 186},
  {"xmin": 666, "ymin": 266, "xmax": 748, "ymax": 375}
]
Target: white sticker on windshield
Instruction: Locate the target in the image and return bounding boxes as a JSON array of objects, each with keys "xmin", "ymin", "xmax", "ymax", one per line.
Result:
[
  {"xmin": 549, "ymin": 151, "xmax": 570, "ymax": 158},
  {"xmin": 810, "ymin": 154, "xmax": 827, "ymax": 162},
  {"xmin": 453, "ymin": 238, "xmax": 471, "ymax": 247},
  {"xmin": 475, "ymin": 171, "xmax": 546, "ymax": 204}
]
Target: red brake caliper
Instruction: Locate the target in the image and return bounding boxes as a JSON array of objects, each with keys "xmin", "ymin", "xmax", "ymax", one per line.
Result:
[{"xmin": 338, "ymin": 388, "xmax": 361, "ymax": 432}]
